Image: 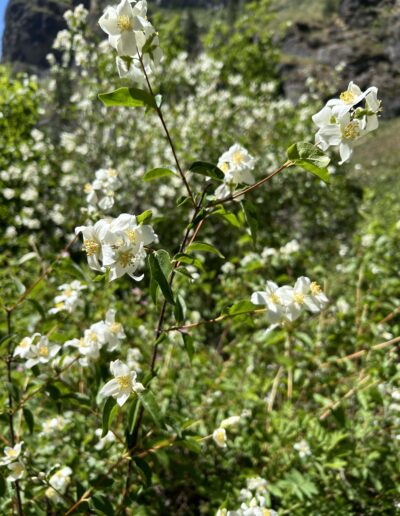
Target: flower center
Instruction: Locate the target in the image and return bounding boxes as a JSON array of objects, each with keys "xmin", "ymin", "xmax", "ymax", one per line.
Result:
[
  {"xmin": 232, "ymin": 151, "xmax": 244, "ymax": 165},
  {"xmin": 117, "ymin": 250, "xmax": 134, "ymax": 268},
  {"xmin": 8, "ymin": 449, "xmax": 17, "ymax": 457},
  {"xmin": 111, "ymin": 322, "xmax": 122, "ymax": 334},
  {"xmin": 63, "ymin": 287, "xmax": 74, "ymax": 298},
  {"xmin": 83, "ymin": 239, "xmax": 99, "ymax": 257},
  {"xmin": 343, "ymin": 121, "xmax": 360, "ymax": 140},
  {"xmin": 19, "ymin": 338, "xmax": 30, "ymax": 348},
  {"xmin": 310, "ymin": 282, "xmax": 322, "ymax": 295},
  {"xmin": 117, "ymin": 375, "xmax": 130, "ymax": 389},
  {"xmin": 219, "ymin": 162, "xmax": 230, "ymax": 174},
  {"xmin": 269, "ymin": 293, "xmax": 280, "ymax": 305},
  {"xmin": 39, "ymin": 345, "xmax": 49, "ymax": 357},
  {"xmin": 293, "ymin": 293, "xmax": 305, "ymax": 305},
  {"xmin": 55, "ymin": 302, "xmax": 65, "ymax": 310},
  {"xmin": 340, "ymin": 90, "xmax": 356, "ymax": 104},
  {"xmin": 126, "ymin": 229, "xmax": 137, "ymax": 244},
  {"xmin": 117, "ymin": 15, "xmax": 133, "ymax": 32},
  {"xmin": 107, "ymin": 168, "xmax": 118, "ymax": 178},
  {"xmin": 84, "ymin": 183, "xmax": 93, "ymax": 193}
]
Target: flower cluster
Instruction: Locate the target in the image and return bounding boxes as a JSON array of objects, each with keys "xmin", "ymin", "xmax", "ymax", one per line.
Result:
[
  {"xmin": 99, "ymin": 0, "xmax": 162, "ymax": 84},
  {"xmin": 84, "ymin": 168, "xmax": 121, "ymax": 212},
  {"xmin": 14, "ymin": 334, "xmax": 61, "ymax": 369},
  {"xmin": 0, "ymin": 442, "xmax": 25, "ymax": 482},
  {"xmin": 313, "ymin": 81, "xmax": 381, "ymax": 163},
  {"xmin": 49, "ymin": 280, "xmax": 87, "ymax": 314},
  {"xmin": 65, "ymin": 309, "xmax": 126, "ymax": 366},
  {"xmin": 217, "ymin": 477, "xmax": 277, "ymax": 516},
  {"xmin": 99, "ymin": 359, "xmax": 144, "ymax": 406},
  {"xmin": 76, "ymin": 213, "xmax": 157, "ymax": 281},
  {"xmin": 293, "ymin": 439, "xmax": 312, "ymax": 459},
  {"xmin": 215, "ymin": 144, "xmax": 255, "ymax": 200},
  {"xmin": 251, "ymin": 276, "xmax": 328, "ymax": 325}
]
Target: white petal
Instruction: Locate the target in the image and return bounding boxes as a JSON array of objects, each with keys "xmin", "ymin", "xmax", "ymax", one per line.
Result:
[
  {"xmin": 251, "ymin": 292, "xmax": 268, "ymax": 305},
  {"xmin": 99, "ymin": 8, "xmax": 119, "ymax": 36}
]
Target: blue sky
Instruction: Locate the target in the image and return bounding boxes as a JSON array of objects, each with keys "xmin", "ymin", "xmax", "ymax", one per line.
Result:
[{"xmin": 0, "ymin": 0, "xmax": 7, "ymax": 55}]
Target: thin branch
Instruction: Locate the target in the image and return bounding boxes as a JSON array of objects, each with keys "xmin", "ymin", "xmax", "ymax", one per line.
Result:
[{"xmin": 138, "ymin": 54, "xmax": 195, "ymax": 206}]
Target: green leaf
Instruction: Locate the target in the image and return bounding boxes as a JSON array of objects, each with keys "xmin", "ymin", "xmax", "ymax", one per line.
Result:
[
  {"xmin": 98, "ymin": 87, "xmax": 156, "ymax": 109},
  {"xmin": 91, "ymin": 494, "xmax": 115, "ymax": 516},
  {"xmin": 102, "ymin": 397, "xmax": 118, "ymax": 437},
  {"xmin": 174, "ymin": 294, "xmax": 186, "ymax": 324},
  {"xmin": 143, "ymin": 168, "xmax": 176, "ymax": 182},
  {"xmin": 189, "ymin": 161, "xmax": 224, "ymax": 181},
  {"xmin": 241, "ymin": 200, "xmax": 258, "ymax": 246},
  {"xmin": 181, "ymin": 333, "xmax": 195, "ymax": 364},
  {"xmin": 0, "ymin": 472, "xmax": 6, "ymax": 498},
  {"xmin": 23, "ymin": 408, "xmax": 34, "ymax": 434},
  {"xmin": 128, "ymin": 397, "xmax": 141, "ymax": 434},
  {"xmin": 149, "ymin": 251, "xmax": 174, "ymax": 305},
  {"xmin": 287, "ymin": 142, "xmax": 330, "ymax": 183},
  {"xmin": 137, "ymin": 391, "xmax": 163, "ymax": 427},
  {"xmin": 136, "ymin": 210, "xmax": 153, "ymax": 225},
  {"xmin": 186, "ymin": 242, "xmax": 225, "ymax": 259},
  {"xmin": 133, "ymin": 457, "xmax": 152, "ymax": 487}
]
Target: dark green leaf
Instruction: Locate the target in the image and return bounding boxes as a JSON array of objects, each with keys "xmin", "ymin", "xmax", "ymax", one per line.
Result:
[
  {"xmin": 189, "ymin": 161, "xmax": 224, "ymax": 181},
  {"xmin": 143, "ymin": 168, "xmax": 176, "ymax": 182},
  {"xmin": 98, "ymin": 87, "xmax": 156, "ymax": 109},
  {"xmin": 23, "ymin": 408, "xmax": 34, "ymax": 434},
  {"xmin": 91, "ymin": 494, "xmax": 115, "ymax": 516},
  {"xmin": 133, "ymin": 457, "xmax": 152, "ymax": 487},
  {"xmin": 137, "ymin": 391, "xmax": 163, "ymax": 427},
  {"xmin": 174, "ymin": 294, "xmax": 186, "ymax": 324},
  {"xmin": 241, "ymin": 200, "xmax": 259, "ymax": 246},
  {"xmin": 0, "ymin": 473, "xmax": 6, "ymax": 498},
  {"xmin": 128, "ymin": 397, "xmax": 141, "ymax": 434},
  {"xmin": 181, "ymin": 333, "xmax": 195, "ymax": 364},
  {"xmin": 149, "ymin": 252, "xmax": 174, "ymax": 305},
  {"xmin": 102, "ymin": 397, "xmax": 118, "ymax": 437},
  {"xmin": 287, "ymin": 142, "xmax": 330, "ymax": 183}
]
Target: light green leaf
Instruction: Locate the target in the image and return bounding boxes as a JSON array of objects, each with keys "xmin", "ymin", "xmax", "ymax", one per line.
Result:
[
  {"xmin": 143, "ymin": 168, "xmax": 176, "ymax": 182},
  {"xmin": 149, "ymin": 251, "xmax": 174, "ymax": 305},
  {"xmin": 137, "ymin": 391, "xmax": 163, "ymax": 427},
  {"xmin": 241, "ymin": 199, "xmax": 259, "ymax": 246},
  {"xmin": 186, "ymin": 242, "xmax": 225, "ymax": 259},
  {"xmin": 136, "ymin": 209, "xmax": 153, "ymax": 225},
  {"xmin": 98, "ymin": 87, "xmax": 156, "ymax": 109},
  {"xmin": 287, "ymin": 142, "xmax": 330, "ymax": 183}
]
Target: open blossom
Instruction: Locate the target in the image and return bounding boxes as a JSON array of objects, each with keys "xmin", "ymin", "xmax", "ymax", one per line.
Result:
[
  {"xmin": 313, "ymin": 81, "xmax": 380, "ymax": 164},
  {"xmin": 49, "ymin": 280, "xmax": 87, "ymax": 314},
  {"xmin": 294, "ymin": 439, "xmax": 311, "ymax": 459},
  {"xmin": 7, "ymin": 462, "xmax": 25, "ymax": 482},
  {"xmin": 0, "ymin": 442, "xmax": 24, "ymax": 466},
  {"xmin": 99, "ymin": 359, "xmax": 144, "ymax": 407},
  {"xmin": 18, "ymin": 335, "xmax": 61, "ymax": 369},
  {"xmin": 215, "ymin": 144, "xmax": 255, "ymax": 200},
  {"xmin": 14, "ymin": 334, "xmax": 40, "ymax": 359},
  {"xmin": 212, "ymin": 428, "xmax": 227, "ymax": 448},
  {"xmin": 76, "ymin": 213, "xmax": 157, "ymax": 282},
  {"xmin": 85, "ymin": 168, "xmax": 120, "ymax": 212},
  {"xmin": 46, "ymin": 466, "xmax": 72, "ymax": 501},
  {"xmin": 251, "ymin": 277, "xmax": 328, "ymax": 325}
]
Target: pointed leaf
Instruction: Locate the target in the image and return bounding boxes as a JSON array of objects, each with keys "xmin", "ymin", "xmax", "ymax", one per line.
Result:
[
  {"xmin": 102, "ymin": 397, "xmax": 118, "ymax": 437},
  {"xmin": 189, "ymin": 161, "xmax": 224, "ymax": 181},
  {"xmin": 98, "ymin": 87, "xmax": 156, "ymax": 109},
  {"xmin": 143, "ymin": 168, "xmax": 176, "ymax": 182}
]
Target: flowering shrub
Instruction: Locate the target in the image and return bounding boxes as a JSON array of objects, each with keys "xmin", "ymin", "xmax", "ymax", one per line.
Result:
[{"xmin": 0, "ymin": 2, "xmax": 399, "ymax": 515}]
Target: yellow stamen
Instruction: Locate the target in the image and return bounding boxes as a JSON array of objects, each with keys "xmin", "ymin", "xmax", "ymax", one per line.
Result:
[
  {"xmin": 111, "ymin": 322, "xmax": 122, "ymax": 334},
  {"xmin": 219, "ymin": 162, "xmax": 230, "ymax": 174},
  {"xmin": 117, "ymin": 375, "xmax": 130, "ymax": 389},
  {"xmin": 232, "ymin": 151, "xmax": 244, "ymax": 165},
  {"xmin": 107, "ymin": 168, "xmax": 118, "ymax": 178},
  {"xmin": 342, "ymin": 121, "xmax": 360, "ymax": 140},
  {"xmin": 118, "ymin": 251, "xmax": 133, "ymax": 268},
  {"xmin": 117, "ymin": 15, "xmax": 133, "ymax": 31},
  {"xmin": 340, "ymin": 90, "xmax": 356, "ymax": 104},
  {"xmin": 310, "ymin": 282, "xmax": 322, "ymax": 295},
  {"xmin": 19, "ymin": 338, "xmax": 30, "ymax": 348},
  {"xmin": 84, "ymin": 183, "xmax": 93, "ymax": 193},
  {"xmin": 269, "ymin": 293, "xmax": 280, "ymax": 304},
  {"xmin": 126, "ymin": 229, "xmax": 137, "ymax": 244},
  {"xmin": 83, "ymin": 239, "xmax": 99, "ymax": 257},
  {"xmin": 293, "ymin": 293, "xmax": 305, "ymax": 305},
  {"xmin": 38, "ymin": 346, "xmax": 49, "ymax": 357}
]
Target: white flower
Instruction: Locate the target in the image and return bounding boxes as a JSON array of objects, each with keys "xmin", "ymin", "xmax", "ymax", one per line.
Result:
[
  {"xmin": 41, "ymin": 416, "xmax": 65, "ymax": 435},
  {"xmin": 24, "ymin": 336, "xmax": 61, "ymax": 369},
  {"xmin": 220, "ymin": 415, "xmax": 241, "ymax": 428},
  {"xmin": 102, "ymin": 309, "xmax": 126, "ymax": 351},
  {"xmin": 99, "ymin": 0, "xmax": 147, "ymax": 57},
  {"xmin": 49, "ymin": 280, "xmax": 87, "ymax": 314},
  {"xmin": 251, "ymin": 281, "xmax": 285, "ymax": 324},
  {"xmin": 278, "ymin": 277, "xmax": 328, "ymax": 322},
  {"xmin": 0, "ymin": 442, "xmax": 24, "ymax": 466},
  {"xmin": 326, "ymin": 82, "xmax": 380, "ymax": 118},
  {"xmin": 75, "ymin": 221, "xmax": 110, "ymax": 271},
  {"xmin": 7, "ymin": 462, "xmax": 25, "ymax": 482},
  {"xmin": 215, "ymin": 144, "xmax": 255, "ymax": 200},
  {"xmin": 48, "ymin": 466, "xmax": 72, "ymax": 495},
  {"xmin": 94, "ymin": 429, "xmax": 116, "ymax": 450},
  {"xmin": 294, "ymin": 439, "xmax": 311, "ymax": 459},
  {"xmin": 212, "ymin": 427, "xmax": 227, "ymax": 448},
  {"xmin": 99, "ymin": 359, "xmax": 144, "ymax": 407},
  {"xmin": 14, "ymin": 334, "xmax": 40, "ymax": 359}
]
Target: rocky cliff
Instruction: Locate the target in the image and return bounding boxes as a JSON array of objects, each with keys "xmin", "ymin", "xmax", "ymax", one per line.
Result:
[{"xmin": 280, "ymin": 0, "xmax": 400, "ymax": 117}]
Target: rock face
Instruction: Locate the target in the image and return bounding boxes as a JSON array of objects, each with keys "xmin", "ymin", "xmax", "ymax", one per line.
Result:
[
  {"xmin": 2, "ymin": 0, "xmax": 90, "ymax": 71},
  {"xmin": 280, "ymin": 0, "xmax": 400, "ymax": 118}
]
